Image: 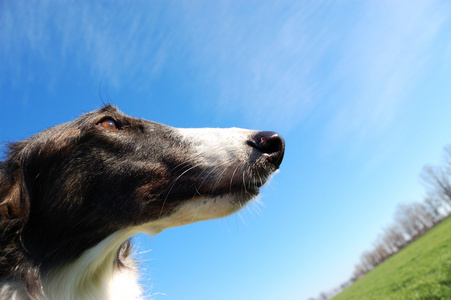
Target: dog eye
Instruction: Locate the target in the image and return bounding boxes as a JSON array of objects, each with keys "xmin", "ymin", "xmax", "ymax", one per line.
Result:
[{"xmin": 98, "ymin": 119, "xmax": 118, "ymax": 130}]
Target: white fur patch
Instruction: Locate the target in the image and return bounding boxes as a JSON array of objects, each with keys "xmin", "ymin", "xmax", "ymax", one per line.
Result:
[
  {"xmin": 176, "ymin": 127, "xmax": 257, "ymax": 166},
  {"xmin": 0, "ymin": 282, "xmax": 30, "ymax": 300},
  {"xmin": 43, "ymin": 230, "xmax": 143, "ymax": 300}
]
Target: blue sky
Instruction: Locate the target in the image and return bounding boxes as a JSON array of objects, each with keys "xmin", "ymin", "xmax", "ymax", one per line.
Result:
[{"xmin": 1, "ymin": 1, "xmax": 451, "ymax": 299}]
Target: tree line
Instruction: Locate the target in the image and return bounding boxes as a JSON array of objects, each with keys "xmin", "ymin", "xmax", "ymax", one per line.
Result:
[{"xmin": 310, "ymin": 145, "xmax": 451, "ymax": 300}]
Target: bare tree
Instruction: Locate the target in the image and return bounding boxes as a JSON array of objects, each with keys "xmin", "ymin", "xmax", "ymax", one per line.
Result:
[
  {"xmin": 352, "ymin": 263, "xmax": 367, "ymax": 281},
  {"xmin": 442, "ymin": 145, "xmax": 451, "ymax": 175},
  {"xmin": 395, "ymin": 203, "xmax": 420, "ymax": 239},
  {"xmin": 424, "ymin": 196, "xmax": 443, "ymax": 223},
  {"xmin": 413, "ymin": 202, "xmax": 435, "ymax": 229},
  {"xmin": 421, "ymin": 164, "xmax": 451, "ymax": 209},
  {"xmin": 382, "ymin": 224, "xmax": 406, "ymax": 252},
  {"xmin": 373, "ymin": 241, "xmax": 390, "ymax": 263},
  {"xmin": 360, "ymin": 251, "xmax": 375, "ymax": 272},
  {"xmin": 419, "ymin": 145, "xmax": 451, "ymax": 221},
  {"xmin": 379, "ymin": 232, "xmax": 397, "ymax": 255},
  {"xmin": 394, "ymin": 202, "xmax": 435, "ymax": 240}
]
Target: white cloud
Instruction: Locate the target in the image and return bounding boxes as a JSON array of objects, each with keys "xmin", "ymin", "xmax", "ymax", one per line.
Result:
[
  {"xmin": 324, "ymin": 0, "xmax": 449, "ymax": 145},
  {"xmin": 2, "ymin": 0, "xmax": 449, "ymax": 137},
  {"xmin": 170, "ymin": 0, "xmax": 451, "ymax": 139},
  {"xmin": 171, "ymin": 1, "xmax": 334, "ymax": 131},
  {"xmin": 0, "ymin": 1, "xmax": 171, "ymax": 91}
]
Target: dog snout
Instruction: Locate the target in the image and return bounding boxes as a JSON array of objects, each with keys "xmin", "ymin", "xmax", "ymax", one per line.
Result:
[{"xmin": 249, "ymin": 131, "xmax": 285, "ymax": 168}]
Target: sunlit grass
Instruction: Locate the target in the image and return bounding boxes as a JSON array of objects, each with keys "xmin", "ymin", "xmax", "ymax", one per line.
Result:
[{"xmin": 333, "ymin": 216, "xmax": 451, "ymax": 300}]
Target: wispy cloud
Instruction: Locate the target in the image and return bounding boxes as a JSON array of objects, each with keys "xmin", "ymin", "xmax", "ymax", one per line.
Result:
[
  {"xmin": 168, "ymin": 1, "xmax": 451, "ymax": 138},
  {"xmin": 0, "ymin": 1, "xmax": 171, "ymax": 91},
  {"xmin": 324, "ymin": 1, "xmax": 449, "ymax": 147},
  {"xmin": 171, "ymin": 1, "xmax": 333, "ymax": 131},
  {"xmin": 2, "ymin": 0, "xmax": 449, "ymax": 136}
]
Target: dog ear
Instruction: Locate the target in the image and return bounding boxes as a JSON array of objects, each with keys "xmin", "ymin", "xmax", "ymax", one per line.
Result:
[{"xmin": 0, "ymin": 167, "xmax": 30, "ymax": 220}]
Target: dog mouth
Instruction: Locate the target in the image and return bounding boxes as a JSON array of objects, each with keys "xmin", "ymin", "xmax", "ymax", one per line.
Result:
[
  {"xmin": 168, "ymin": 162, "xmax": 278, "ymax": 207},
  {"xmin": 193, "ymin": 175, "xmax": 269, "ymax": 203},
  {"xmin": 204, "ymin": 184, "xmax": 260, "ymax": 198}
]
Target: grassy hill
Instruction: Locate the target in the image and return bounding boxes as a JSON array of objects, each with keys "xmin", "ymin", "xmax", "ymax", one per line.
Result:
[{"xmin": 333, "ymin": 216, "xmax": 451, "ymax": 300}]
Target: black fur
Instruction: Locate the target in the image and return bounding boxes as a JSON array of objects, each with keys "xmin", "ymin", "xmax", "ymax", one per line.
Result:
[{"xmin": 0, "ymin": 105, "xmax": 285, "ymax": 296}]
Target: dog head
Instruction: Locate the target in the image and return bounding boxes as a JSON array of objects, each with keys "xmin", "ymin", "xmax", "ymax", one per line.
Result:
[{"xmin": 0, "ymin": 105, "xmax": 284, "ymax": 270}]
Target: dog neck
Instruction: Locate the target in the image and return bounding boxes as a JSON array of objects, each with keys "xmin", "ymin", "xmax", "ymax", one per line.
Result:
[
  {"xmin": 36, "ymin": 214, "xmax": 192, "ymax": 300},
  {"xmin": 43, "ymin": 229, "xmax": 144, "ymax": 300}
]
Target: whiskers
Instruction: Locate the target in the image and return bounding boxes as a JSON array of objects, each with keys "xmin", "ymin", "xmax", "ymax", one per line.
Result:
[
  {"xmin": 157, "ymin": 163, "xmax": 199, "ymax": 219},
  {"xmin": 156, "ymin": 150, "xmax": 276, "ymax": 228}
]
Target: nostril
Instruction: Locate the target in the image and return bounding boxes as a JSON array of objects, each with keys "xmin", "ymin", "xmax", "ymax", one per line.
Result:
[
  {"xmin": 256, "ymin": 132, "xmax": 282, "ymax": 154},
  {"xmin": 248, "ymin": 131, "xmax": 285, "ymax": 168}
]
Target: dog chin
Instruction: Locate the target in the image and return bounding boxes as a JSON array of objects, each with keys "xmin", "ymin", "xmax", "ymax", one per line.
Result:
[{"xmin": 144, "ymin": 193, "xmax": 256, "ymax": 234}]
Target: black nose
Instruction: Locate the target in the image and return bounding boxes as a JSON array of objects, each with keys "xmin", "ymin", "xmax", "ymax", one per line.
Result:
[{"xmin": 249, "ymin": 131, "xmax": 285, "ymax": 168}]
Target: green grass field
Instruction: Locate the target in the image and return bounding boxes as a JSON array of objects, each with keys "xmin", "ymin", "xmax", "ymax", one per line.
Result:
[{"xmin": 333, "ymin": 216, "xmax": 451, "ymax": 300}]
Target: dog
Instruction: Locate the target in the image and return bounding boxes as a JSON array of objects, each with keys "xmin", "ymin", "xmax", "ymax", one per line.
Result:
[{"xmin": 0, "ymin": 105, "xmax": 284, "ymax": 299}]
